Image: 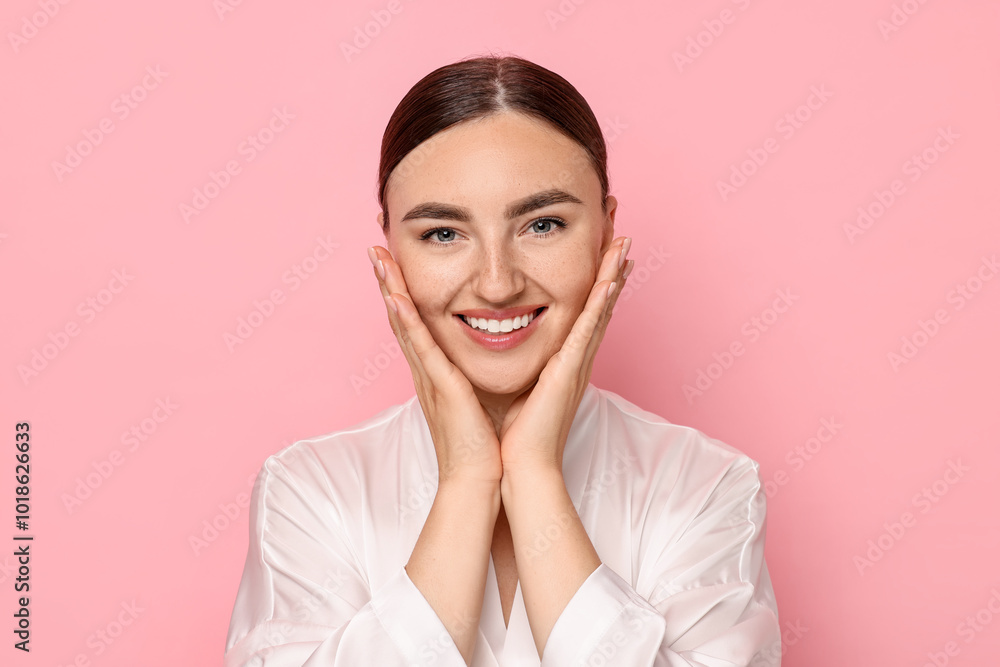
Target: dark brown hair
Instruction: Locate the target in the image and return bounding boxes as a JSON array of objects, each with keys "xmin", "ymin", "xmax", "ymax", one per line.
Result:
[{"xmin": 378, "ymin": 55, "xmax": 609, "ymax": 233}]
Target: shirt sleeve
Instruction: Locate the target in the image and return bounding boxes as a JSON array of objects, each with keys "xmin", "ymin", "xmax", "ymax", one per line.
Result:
[
  {"xmin": 224, "ymin": 454, "xmax": 467, "ymax": 667},
  {"xmin": 540, "ymin": 456, "xmax": 781, "ymax": 667}
]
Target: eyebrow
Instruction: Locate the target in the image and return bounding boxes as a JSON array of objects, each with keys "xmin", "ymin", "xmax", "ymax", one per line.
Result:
[{"xmin": 399, "ymin": 189, "xmax": 583, "ymax": 224}]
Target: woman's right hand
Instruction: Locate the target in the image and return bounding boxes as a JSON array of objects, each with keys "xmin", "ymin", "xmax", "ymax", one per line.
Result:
[{"xmin": 368, "ymin": 246, "xmax": 503, "ymax": 487}]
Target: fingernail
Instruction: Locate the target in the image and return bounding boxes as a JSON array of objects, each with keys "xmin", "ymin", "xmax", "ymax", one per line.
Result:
[
  {"xmin": 618, "ymin": 237, "xmax": 631, "ymax": 269},
  {"xmin": 623, "ymin": 259, "xmax": 634, "ymax": 279},
  {"xmin": 384, "ymin": 294, "xmax": 398, "ymax": 314},
  {"xmin": 606, "ymin": 282, "xmax": 617, "ymax": 300},
  {"xmin": 368, "ymin": 247, "xmax": 386, "ymax": 280}
]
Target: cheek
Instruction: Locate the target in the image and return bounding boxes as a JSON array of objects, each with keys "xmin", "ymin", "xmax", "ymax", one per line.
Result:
[
  {"xmin": 398, "ymin": 260, "xmax": 457, "ymax": 319},
  {"xmin": 564, "ymin": 272, "xmax": 596, "ymax": 312},
  {"xmin": 547, "ymin": 243, "xmax": 601, "ymax": 307}
]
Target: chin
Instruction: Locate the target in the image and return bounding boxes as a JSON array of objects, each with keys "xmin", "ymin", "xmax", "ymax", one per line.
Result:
[{"xmin": 464, "ymin": 364, "xmax": 540, "ymax": 398}]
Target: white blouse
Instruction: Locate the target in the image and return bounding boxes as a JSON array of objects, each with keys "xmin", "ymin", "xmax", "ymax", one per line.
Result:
[{"xmin": 225, "ymin": 383, "xmax": 780, "ymax": 666}]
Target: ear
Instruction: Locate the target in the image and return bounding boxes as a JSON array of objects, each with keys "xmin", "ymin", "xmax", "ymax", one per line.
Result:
[
  {"xmin": 377, "ymin": 210, "xmax": 389, "ymax": 240},
  {"xmin": 600, "ymin": 195, "xmax": 618, "ymax": 255}
]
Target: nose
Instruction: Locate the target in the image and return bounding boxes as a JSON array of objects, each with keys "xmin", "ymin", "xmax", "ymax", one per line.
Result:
[{"xmin": 470, "ymin": 238, "xmax": 525, "ymax": 303}]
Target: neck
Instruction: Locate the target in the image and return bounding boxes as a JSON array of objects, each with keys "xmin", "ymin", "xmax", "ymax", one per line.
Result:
[{"xmin": 472, "ymin": 379, "xmax": 538, "ymax": 439}]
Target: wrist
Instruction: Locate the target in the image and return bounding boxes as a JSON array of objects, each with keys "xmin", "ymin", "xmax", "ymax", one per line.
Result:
[
  {"xmin": 500, "ymin": 464, "xmax": 565, "ymax": 500},
  {"xmin": 436, "ymin": 474, "xmax": 502, "ymax": 508}
]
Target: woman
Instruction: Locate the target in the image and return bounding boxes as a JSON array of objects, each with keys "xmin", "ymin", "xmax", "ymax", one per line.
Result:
[{"xmin": 225, "ymin": 55, "xmax": 780, "ymax": 666}]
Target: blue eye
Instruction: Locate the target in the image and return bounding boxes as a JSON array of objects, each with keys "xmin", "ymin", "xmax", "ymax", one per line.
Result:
[
  {"xmin": 529, "ymin": 217, "xmax": 567, "ymax": 236},
  {"xmin": 418, "ymin": 218, "xmax": 567, "ymax": 246},
  {"xmin": 419, "ymin": 227, "xmax": 458, "ymax": 244}
]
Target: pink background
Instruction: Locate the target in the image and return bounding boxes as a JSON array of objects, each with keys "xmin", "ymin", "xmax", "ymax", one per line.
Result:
[{"xmin": 3, "ymin": 0, "xmax": 999, "ymax": 665}]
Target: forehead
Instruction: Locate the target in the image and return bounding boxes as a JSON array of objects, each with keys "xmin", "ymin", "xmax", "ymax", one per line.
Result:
[{"xmin": 386, "ymin": 112, "xmax": 600, "ymax": 211}]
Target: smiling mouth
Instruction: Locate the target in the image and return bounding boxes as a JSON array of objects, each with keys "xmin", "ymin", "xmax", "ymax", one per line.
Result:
[{"xmin": 458, "ymin": 307, "xmax": 545, "ymax": 334}]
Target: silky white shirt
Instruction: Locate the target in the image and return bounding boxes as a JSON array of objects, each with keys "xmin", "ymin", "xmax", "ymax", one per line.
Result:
[{"xmin": 225, "ymin": 383, "xmax": 780, "ymax": 666}]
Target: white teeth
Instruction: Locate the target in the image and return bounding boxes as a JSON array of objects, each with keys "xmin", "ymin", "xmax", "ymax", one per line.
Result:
[{"xmin": 463, "ymin": 310, "xmax": 538, "ymax": 333}]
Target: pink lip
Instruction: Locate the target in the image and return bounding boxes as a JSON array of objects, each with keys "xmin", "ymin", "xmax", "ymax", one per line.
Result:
[
  {"xmin": 456, "ymin": 308, "xmax": 545, "ymax": 351},
  {"xmin": 456, "ymin": 305, "xmax": 545, "ymax": 320}
]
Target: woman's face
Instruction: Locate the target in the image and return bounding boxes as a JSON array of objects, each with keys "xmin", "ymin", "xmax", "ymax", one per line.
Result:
[{"xmin": 381, "ymin": 111, "xmax": 616, "ymax": 397}]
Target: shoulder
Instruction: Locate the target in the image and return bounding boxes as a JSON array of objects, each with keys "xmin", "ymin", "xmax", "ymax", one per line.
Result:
[
  {"xmin": 585, "ymin": 387, "xmax": 767, "ymax": 555},
  {"xmin": 253, "ymin": 395, "xmax": 427, "ymax": 502},
  {"xmin": 586, "ymin": 384, "xmax": 762, "ymax": 495},
  {"xmin": 591, "ymin": 384, "xmax": 757, "ymax": 463}
]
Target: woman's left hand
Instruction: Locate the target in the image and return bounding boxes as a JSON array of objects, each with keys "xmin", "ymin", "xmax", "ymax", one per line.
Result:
[{"xmin": 498, "ymin": 236, "xmax": 634, "ymax": 475}]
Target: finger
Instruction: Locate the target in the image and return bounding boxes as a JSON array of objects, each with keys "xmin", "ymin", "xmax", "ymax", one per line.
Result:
[
  {"xmin": 550, "ymin": 276, "xmax": 616, "ymax": 380},
  {"xmin": 369, "ymin": 246, "xmax": 435, "ymax": 395},
  {"xmin": 372, "ymin": 248, "xmax": 470, "ymax": 395},
  {"xmin": 565, "ymin": 243, "xmax": 633, "ymax": 381},
  {"xmin": 370, "ymin": 262, "xmax": 407, "ymax": 350},
  {"xmin": 369, "ymin": 247, "xmax": 423, "ymax": 360},
  {"xmin": 587, "ymin": 245, "xmax": 633, "ymax": 360},
  {"xmin": 589, "ymin": 258, "xmax": 632, "ymax": 356},
  {"xmin": 604, "ymin": 258, "xmax": 633, "ymax": 319},
  {"xmin": 586, "ymin": 237, "xmax": 625, "ymax": 298},
  {"xmin": 376, "ymin": 281, "xmax": 431, "ymax": 392},
  {"xmin": 595, "ymin": 237, "xmax": 630, "ymax": 320},
  {"xmin": 583, "ymin": 236, "xmax": 631, "ymax": 338},
  {"xmin": 602, "ymin": 236, "xmax": 631, "ymax": 283},
  {"xmin": 546, "ymin": 235, "xmax": 630, "ymax": 372},
  {"xmin": 592, "ymin": 236, "xmax": 629, "ymax": 316}
]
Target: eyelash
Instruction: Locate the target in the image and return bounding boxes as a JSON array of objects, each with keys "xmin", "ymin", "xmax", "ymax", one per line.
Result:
[{"xmin": 418, "ymin": 217, "xmax": 568, "ymax": 246}]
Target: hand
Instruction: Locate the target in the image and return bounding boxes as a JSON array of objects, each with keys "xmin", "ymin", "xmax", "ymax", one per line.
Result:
[
  {"xmin": 368, "ymin": 246, "xmax": 503, "ymax": 486},
  {"xmin": 498, "ymin": 237, "xmax": 634, "ymax": 475}
]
